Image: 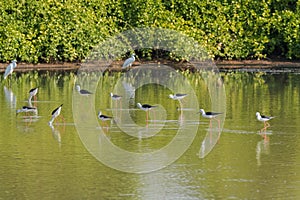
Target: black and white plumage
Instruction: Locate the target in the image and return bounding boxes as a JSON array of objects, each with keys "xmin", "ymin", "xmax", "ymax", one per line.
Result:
[
  {"xmin": 199, "ymin": 109, "xmax": 222, "ymax": 119},
  {"xmin": 256, "ymin": 112, "xmax": 274, "ymax": 134},
  {"xmin": 76, "ymin": 85, "xmax": 93, "ymax": 96},
  {"xmin": 122, "ymin": 54, "xmax": 135, "ymax": 68},
  {"xmin": 256, "ymin": 112, "xmax": 274, "ymax": 123},
  {"xmin": 49, "ymin": 104, "xmax": 63, "ymax": 125},
  {"xmin": 28, "ymin": 87, "xmax": 38, "ymax": 102},
  {"xmin": 110, "ymin": 93, "xmax": 122, "ymax": 101},
  {"xmin": 3, "ymin": 60, "xmax": 17, "ymax": 79},
  {"xmin": 169, "ymin": 93, "xmax": 188, "ymax": 100},
  {"xmin": 16, "ymin": 106, "xmax": 37, "ymax": 115},
  {"xmin": 137, "ymin": 103, "xmax": 156, "ymax": 112},
  {"xmin": 98, "ymin": 111, "xmax": 112, "ymax": 121}
]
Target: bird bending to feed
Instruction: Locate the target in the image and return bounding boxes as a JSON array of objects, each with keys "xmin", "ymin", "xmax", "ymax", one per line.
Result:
[
  {"xmin": 76, "ymin": 85, "xmax": 93, "ymax": 96},
  {"xmin": 28, "ymin": 87, "xmax": 38, "ymax": 102},
  {"xmin": 122, "ymin": 54, "xmax": 135, "ymax": 68},
  {"xmin": 199, "ymin": 109, "xmax": 222, "ymax": 128},
  {"xmin": 16, "ymin": 106, "xmax": 37, "ymax": 115},
  {"xmin": 169, "ymin": 93, "xmax": 188, "ymax": 100},
  {"xmin": 3, "ymin": 60, "xmax": 17, "ymax": 80},
  {"xmin": 49, "ymin": 104, "xmax": 63, "ymax": 125},
  {"xmin": 110, "ymin": 93, "xmax": 122, "ymax": 101},
  {"xmin": 256, "ymin": 112, "xmax": 274, "ymax": 131}
]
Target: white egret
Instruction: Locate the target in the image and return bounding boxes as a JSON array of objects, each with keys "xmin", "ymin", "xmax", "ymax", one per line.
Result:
[
  {"xmin": 3, "ymin": 60, "xmax": 17, "ymax": 80},
  {"xmin": 122, "ymin": 54, "xmax": 135, "ymax": 68}
]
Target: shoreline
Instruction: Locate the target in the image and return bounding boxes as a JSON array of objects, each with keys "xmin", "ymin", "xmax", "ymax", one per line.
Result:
[{"xmin": 1, "ymin": 60, "xmax": 300, "ymax": 73}]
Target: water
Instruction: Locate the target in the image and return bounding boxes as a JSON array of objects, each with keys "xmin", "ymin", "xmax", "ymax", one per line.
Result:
[{"xmin": 1, "ymin": 70, "xmax": 300, "ymax": 199}]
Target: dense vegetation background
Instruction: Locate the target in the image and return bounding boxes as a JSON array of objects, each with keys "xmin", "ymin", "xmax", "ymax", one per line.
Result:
[{"xmin": 0, "ymin": 0, "xmax": 299, "ymax": 63}]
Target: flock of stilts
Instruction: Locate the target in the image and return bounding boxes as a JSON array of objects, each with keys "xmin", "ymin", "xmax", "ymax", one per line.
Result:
[{"xmin": 3, "ymin": 56, "xmax": 274, "ymax": 134}]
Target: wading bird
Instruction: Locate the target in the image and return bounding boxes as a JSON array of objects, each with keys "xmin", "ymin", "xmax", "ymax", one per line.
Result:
[
  {"xmin": 3, "ymin": 60, "xmax": 17, "ymax": 80},
  {"xmin": 49, "ymin": 104, "xmax": 63, "ymax": 125},
  {"xmin": 16, "ymin": 106, "xmax": 38, "ymax": 115},
  {"xmin": 169, "ymin": 93, "xmax": 187, "ymax": 100},
  {"xmin": 122, "ymin": 54, "xmax": 135, "ymax": 68},
  {"xmin": 110, "ymin": 93, "xmax": 122, "ymax": 101},
  {"xmin": 28, "ymin": 87, "xmax": 38, "ymax": 102},
  {"xmin": 199, "ymin": 109, "xmax": 222, "ymax": 128},
  {"xmin": 137, "ymin": 103, "xmax": 156, "ymax": 122},
  {"xmin": 98, "ymin": 111, "xmax": 113, "ymax": 127},
  {"xmin": 256, "ymin": 112, "xmax": 274, "ymax": 132},
  {"xmin": 76, "ymin": 85, "xmax": 93, "ymax": 96}
]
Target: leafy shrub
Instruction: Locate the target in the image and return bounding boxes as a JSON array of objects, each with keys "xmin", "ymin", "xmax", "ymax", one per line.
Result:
[{"xmin": 0, "ymin": 0, "xmax": 299, "ymax": 63}]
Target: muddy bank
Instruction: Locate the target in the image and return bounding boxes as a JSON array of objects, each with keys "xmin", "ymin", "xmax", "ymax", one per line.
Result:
[{"xmin": 1, "ymin": 59, "xmax": 300, "ymax": 73}]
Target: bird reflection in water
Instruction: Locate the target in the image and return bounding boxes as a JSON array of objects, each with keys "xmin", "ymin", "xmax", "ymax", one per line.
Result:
[
  {"xmin": 4, "ymin": 86, "xmax": 17, "ymax": 109},
  {"xmin": 256, "ymin": 137, "xmax": 270, "ymax": 166},
  {"xmin": 49, "ymin": 124, "xmax": 62, "ymax": 147}
]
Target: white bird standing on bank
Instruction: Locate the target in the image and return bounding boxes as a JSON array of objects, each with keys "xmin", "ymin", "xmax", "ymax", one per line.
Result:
[
  {"xmin": 122, "ymin": 54, "xmax": 135, "ymax": 68},
  {"xmin": 3, "ymin": 60, "xmax": 17, "ymax": 79}
]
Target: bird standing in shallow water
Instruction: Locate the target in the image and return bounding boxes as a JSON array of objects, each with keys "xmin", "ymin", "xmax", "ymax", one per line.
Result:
[
  {"xmin": 28, "ymin": 87, "xmax": 38, "ymax": 102},
  {"xmin": 122, "ymin": 54, "xmax": 135, "ymax": 69},
  {"xmin": 98, "ymin": 111, "xmax": 113, "ymax": 127},
  {"xmin": 137, "ymin": 103, "xmax": 156, "ymax": 122},
  {"xmin": 16, "ymin": 106, "xmax": 38, "ymax": 115},
  {"xmin": 199, "ymin": 109, "xmax": 222, "ymax": 128},
  {"xmin": 49, "ymin": 104, "xmax": 63, "ymax": 125},
  {"xmin": 110, "ymin": 92, "xmax": 122, "ymax": 110},
  {"xmin": 169, "ymin": 93, "xmax": 188, "ymax": 110},
  {"xmin": 256, "ymin": 112, "xmax": 274, "ymax": 133},
  {"xmin": 110, "ymin": 93, "xmax": 122, "ymax": 101},
  {"xmin": 169, "ymin": 93, "xmax": 187, "ymax": 100},
  {"xmin": 76, "ymin": 85, "xmax": 93, "ymax": 96},
  {"xmin": 3, "ymin": 60, "xmax": 17, "ymax": 80}
]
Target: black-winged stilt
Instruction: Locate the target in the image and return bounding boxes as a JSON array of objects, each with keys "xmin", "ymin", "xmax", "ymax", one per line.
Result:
[
  {"xmin": 98, "ymin": 111, "xmax": 112, "ymax": 127},
  {"xmin": 28, "ymin": 87, "xmax": 38, "ymax": 102},
  {"xmin": 98, "ymin": 111, "xmax": 112, "ymax": 121},
  {"xmin": 169, "ymin": 93, "xmax": 187, "ymax": 100},
  {"xmin": 76, "ymin": 85, "xmax": 92, "ymax": 96},
  {"xmin": 110, "ymin": 92, "xmax": 122, "ymax": 110},
  {"xmin": 49, "ymin": 104, "xmax": 63, "ymax": 125},
  {"xmin": 110, "ymin": 93, "xmax": 122, "ymax": 101},
  {"xmin": 16, "ymin": 106, "xmax": 37, "ymax": 115},
  {"xmin": 199, "ymin": 109, "xmax": 222, "ymax": 128},
  {"xmin": 256, "ymin": 112, "xmax": 274, "ymax": 133},
  {"xmin": 137, "ymin": 103, "xmax": 156, "ymax": 122}
]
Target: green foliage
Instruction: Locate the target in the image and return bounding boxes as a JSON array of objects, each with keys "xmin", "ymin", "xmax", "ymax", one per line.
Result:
[{"xmin": 0, "ymin": 0, "xmax": 299, "ymax": 63}]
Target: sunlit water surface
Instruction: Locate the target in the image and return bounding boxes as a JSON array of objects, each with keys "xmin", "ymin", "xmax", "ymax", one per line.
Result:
[{"xmin": 1, "ymin": 70, "xmax": 300, "ymax": 199}]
